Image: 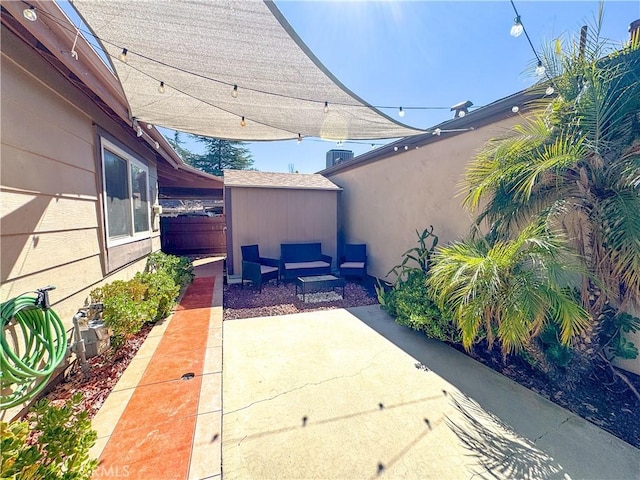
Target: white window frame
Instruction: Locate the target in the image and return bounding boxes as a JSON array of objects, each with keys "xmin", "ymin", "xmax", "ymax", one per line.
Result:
[{"xmin": 100, "ymin": 138, "xmax": 151, "ymax": 248}]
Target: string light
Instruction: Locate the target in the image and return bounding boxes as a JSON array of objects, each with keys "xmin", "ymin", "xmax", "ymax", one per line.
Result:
[
  {"xmin": 136, "ymin": 126, "xmax": 143, "ymax": 137},
  {"xmin": 154, "ymin": 141, "xmax": 160, "ymax": 149},
  {"xmin": 23, "ymin": 5, "xmax": 37, "ymax": 22},
  {"xmin": 158, "ymin": 81, "xmax": 165, "ymax": 94},
  {"xmin": 545, "ymin": 86, "xmax": 554, "ymax": 95},
  {"xmin": 394, "ymin": 146, "xmax": 398, "ymax": 151},
  {"xmin": 433, "ymin": 128, "xmax": 441, "ymax": 136},
  {"xmin": 27, "ymin": 6, "xmax": 498, "ymax": 135},
  {"xmin": 240, "ymin": 116, "xmax": 246, "ymax": 127},
  {"xmin": 535, "ymin": 60, "xmax": 546, "ymax": 76},
  {"xmin": 511, "ymin": 105, "xmax": 519, "ymax": 113},
  {"xmin": 147, "ymin": 123, "xmax": 153, "ymax": 129},
  {"xmin": 510, "ymin": 16, "xmax": 523, "ymax": 37},
  {"xmin": 297, "ymin": 133, "xmax": 302, "ymax": 143},
  {"xmin": 404, "ymin": 146, "xmax": 408, "ymax": 150}
]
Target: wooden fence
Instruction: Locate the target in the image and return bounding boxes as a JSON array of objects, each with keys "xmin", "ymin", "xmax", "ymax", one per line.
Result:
[{"xmin": 160, "ymin": 215, "xmax": 226, "ymax": 255}]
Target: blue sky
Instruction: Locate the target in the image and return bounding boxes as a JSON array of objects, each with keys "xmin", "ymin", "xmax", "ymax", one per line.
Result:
[
  {"xmin": 244, "ymin": 0, "xmax": 638, "ymax": 173},
  {"xmin": 62, "ymin": 1, "xmax": 638, "ymax": 174}
]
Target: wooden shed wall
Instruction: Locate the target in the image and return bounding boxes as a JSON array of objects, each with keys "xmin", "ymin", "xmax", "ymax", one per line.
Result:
[
  {"xmin": 1, "ymin": 29, "xmax": 161, "ymax": 326},
  {"xmin": 228, "ymin": 187, "xmax": 338, "ymax": 275}
]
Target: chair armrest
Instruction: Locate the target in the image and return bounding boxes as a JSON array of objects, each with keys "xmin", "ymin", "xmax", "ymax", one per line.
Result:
[
  {"xmin": 260, "ymin": 257, "xmax": 280, "ymax": 268},
  {"xmin": 321, "ymin": 254, "xmax": 332, "ymax": 264},
  {"xmin": 242, "ymin": 261, "xmax": 261, "ymax": 281}
]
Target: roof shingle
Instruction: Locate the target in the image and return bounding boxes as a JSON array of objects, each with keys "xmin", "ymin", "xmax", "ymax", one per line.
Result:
[{"xmin": 224, "ymin": 170, "xmax": 341, "ymax": 191}]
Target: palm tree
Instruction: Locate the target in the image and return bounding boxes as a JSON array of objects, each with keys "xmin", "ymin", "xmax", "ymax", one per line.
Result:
[
  {"xmin": 428, "ymin": 221, "xmax": 590, "ymax": 360},
  {"xmin": 461, "ymin": 16, "xmax": 640, "ymax": 362}
]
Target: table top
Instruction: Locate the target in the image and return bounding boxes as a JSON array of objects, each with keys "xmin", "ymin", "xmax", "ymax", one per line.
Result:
[{"xmin": 296, "ymin": 274, "xmax": 342, "ymax": 284}]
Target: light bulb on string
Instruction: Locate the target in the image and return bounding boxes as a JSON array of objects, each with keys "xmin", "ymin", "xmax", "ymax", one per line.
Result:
[
  {"xmin": 136, "ymin": 126, "xmax": 143, "ymax": 137},
  {"xmin": 458, "ymin": 110, "xmax": 466, "ymax": 117},
  {"xmin": 398, "ymin": 107, "xmax": 405, "ymax": 118},
  {"xmin": 23, "ymin": 6, "xmax": 37, "ymax": 22},
  {"xmin": 371, "ymin": 144, "xmax": 375, "ymax": 149},
  {"xmin": 510, "ymin": 16, "xmax": 523, "ymax": 37},
  {"xmin": 394, "ymin": 146, "xmax": 398, "ymax": 151},
  {"xmin": 545, "ymin": 86, "xmax": 555, "ymax": 95},
  {"xmin": 535, "ymin": 61, "xmax": 546, "ymax": 77},
  {"xmin": 511, "ymin": 106, "xmax": 519, "ymax": 113},
  {"xmin": 157, "ymin": 81, "xmax": 165, "ymax": 94},
  {"xmin": 404, "ymin": 146, "xmax": 408, "ymax": 151},
  {"xmin": 118, "ymin": 48, "xmax": 128, "ymax": 63},
  {"xmin": 147, "ymin": 124, "xmax": 153, "ymax": 129},
  {"xmin": 323, "ymin": 101, "xmax": 329, "ymax": 114},
  {"xmin": 240, "ymin": 116, "xmax": 246, "ymax": 127},
  {"xmin": 433, "ymin": 128, "xmax": 442, "ymax": 136},
  {"xmin": 154, "ymin": 142, "xmax": 160, "ymax": 149},
  {"xmin": 232, "ymin": 85, "xmax": 238, "ymax": 98},
  {"xmin": 297, "ymin": 133, "xmax": 302, "ymax": 144}
]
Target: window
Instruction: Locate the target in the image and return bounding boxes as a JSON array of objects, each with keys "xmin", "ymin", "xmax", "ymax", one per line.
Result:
[{"xmin": 101, "ymin": 138, "xmax": 150, "ymax": 246}]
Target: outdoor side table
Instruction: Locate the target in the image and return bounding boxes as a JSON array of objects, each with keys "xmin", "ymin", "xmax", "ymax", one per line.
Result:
[{"xmin": 295, "ymin": 275, "xmax": 346, "ymax": 302}]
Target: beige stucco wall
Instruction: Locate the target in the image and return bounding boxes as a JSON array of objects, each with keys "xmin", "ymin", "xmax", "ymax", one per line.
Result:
[
  {"xmin": 325, "ymin": 117, "xmax": 518, "ymax": 282},
  {"xmin": 1, "ymin": 31, "xmax": 160, "ymax": 328},
  {"xmin": 228, "ymin": 187, "xmax": 338, "ymax": 275}
]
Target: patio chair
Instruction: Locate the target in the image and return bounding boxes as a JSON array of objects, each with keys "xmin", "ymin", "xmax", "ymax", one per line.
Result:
[
  {"xmin": 241, "ymin": 244, "xmax": 280, "ymax": 292},
  {"xmin": 339, "ymin": 244, "xmax": 367, "ymax": 280}
]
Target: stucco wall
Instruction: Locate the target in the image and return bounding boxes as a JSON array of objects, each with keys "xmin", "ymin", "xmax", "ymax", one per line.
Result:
[
  {"xmin": 228, "ymin": 187, "xmax": 338, "ymax": 275},
  {"xmin": 1, "ymin": 30, "xmax": 160, "ymax": 326},
  {"xmin": 325, "ymin": 117, "xmax": 519, "ymax": 282}
]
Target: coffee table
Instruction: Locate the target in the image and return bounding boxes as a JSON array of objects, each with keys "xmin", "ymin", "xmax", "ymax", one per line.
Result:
[{"xmin": 295, "ymin": 275, "xmax": 345, "ymax": 302}]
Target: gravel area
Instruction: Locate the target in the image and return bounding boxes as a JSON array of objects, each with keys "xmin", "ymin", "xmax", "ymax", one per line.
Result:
[{"xmin": 223, "ymin": 280, "xmax": 379, "ymax": 320}]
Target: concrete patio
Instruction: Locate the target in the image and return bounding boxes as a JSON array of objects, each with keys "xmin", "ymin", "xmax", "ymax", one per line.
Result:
[{"xmin": 92, "ymin": 257, "xmax": 640, "ymax": 479}]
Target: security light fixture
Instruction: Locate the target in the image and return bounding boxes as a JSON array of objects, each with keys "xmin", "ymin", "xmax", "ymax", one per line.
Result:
[{"xmin": 451, "ymin": 100, "xmax": 473, "ymax": 118}]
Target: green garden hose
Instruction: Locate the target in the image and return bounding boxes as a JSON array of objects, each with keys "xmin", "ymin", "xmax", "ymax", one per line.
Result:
[{"xmin": 1, "ymin": 287, "xmax": 68, "ymax": 409}]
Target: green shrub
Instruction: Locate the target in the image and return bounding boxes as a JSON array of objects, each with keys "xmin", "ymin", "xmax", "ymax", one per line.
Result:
[
  {"xmin": 91, "ymin": 278, "xmax": 153, "ymax": 349},
  {"xmin": 136, "ymin": 270, "xmax": 180, "ymax": 321},
  {"xmin": 145, "ymin": 251, "xmax": 194, "ymax": 288},
  {"xmin": 1, "ymin": 393, "xmax": 97, "ymax": 479},
  {"xmin": 380, "ymin": 271, "xmax": 461, "ymax": 345}
]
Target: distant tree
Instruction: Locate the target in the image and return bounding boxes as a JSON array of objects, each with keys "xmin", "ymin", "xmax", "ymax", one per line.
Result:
[
  {"xmin": 165, "ymin": 132, "xmax": 254, "ymax": 176},
  {"xmin": 166, "ymin": 132, "xmax": 198, "ymax": 165},
  {"xmin": 190, "ymin": 136, "xmax": 253, "ymax": 176}
]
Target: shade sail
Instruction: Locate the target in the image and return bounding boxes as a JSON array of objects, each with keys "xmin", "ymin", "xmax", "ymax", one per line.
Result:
[{"xmin": 71, "ymin": 0, "xmax": 424, "ymax": 141}]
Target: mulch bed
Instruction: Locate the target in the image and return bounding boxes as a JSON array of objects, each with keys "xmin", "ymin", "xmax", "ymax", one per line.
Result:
[{"xmin": 223, "ymin": 280, "xmax": 379, "ymax": 320}]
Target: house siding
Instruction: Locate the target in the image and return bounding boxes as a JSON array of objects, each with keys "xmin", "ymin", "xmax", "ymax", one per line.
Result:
[
  {"xmin": 1, "ymin": 30, "xmax": 160, "ymax": 327},
  {"xmin": 228, "ymin": 187, "xmax": 338, "ymax": 275}
]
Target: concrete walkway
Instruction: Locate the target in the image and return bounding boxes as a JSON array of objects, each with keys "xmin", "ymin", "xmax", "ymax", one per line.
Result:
[
  {"xmin": 90, "ymin": 257, "xmax": 639, "ymax": 479},
  {"xmin": 223, "ymin": 306, "xmax": 640, "ymax": 480}
]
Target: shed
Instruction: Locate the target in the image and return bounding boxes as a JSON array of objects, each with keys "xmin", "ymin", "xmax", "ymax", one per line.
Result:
[{"xmin": 224, "ymin": 170, "xmax": 342, "ymax": 276}]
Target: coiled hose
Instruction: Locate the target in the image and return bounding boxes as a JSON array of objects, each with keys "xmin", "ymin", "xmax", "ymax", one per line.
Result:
[{"xmin": 1, "ymin": 288, "xmax": 68, "ymax": 409}]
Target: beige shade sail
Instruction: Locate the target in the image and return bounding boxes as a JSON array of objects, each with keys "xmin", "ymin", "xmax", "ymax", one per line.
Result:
[{"xmin": 70, "ymin": 0, "xmax": 425, "ymax": 141}]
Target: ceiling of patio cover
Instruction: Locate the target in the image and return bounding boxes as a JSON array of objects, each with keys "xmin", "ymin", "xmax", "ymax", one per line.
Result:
[{"xmin": 71, "ymin": 0, "xmax": 424, "ymax": 141}]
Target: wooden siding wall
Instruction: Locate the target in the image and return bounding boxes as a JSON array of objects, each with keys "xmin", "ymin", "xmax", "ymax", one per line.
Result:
[
  {"xmin": 228, "ymin": 188, "xmax": 337, "ymax": 275},
  {"xmin": 1, "ymin": 29, "xmax": 160, "ymax": 328}
]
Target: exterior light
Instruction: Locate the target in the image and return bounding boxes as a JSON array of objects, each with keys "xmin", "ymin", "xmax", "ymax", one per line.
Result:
[
  {"xmin": 232, "ymin": 84, "xmax": 238, "ymax": 98},
  {"xmin": 451, "ymin": 100, "xmax": 473, "ymax": 118},
  {"xmin": 297, "ymin": 133, "xmax": 302, "ymax": 144},
  {"xmin": 119, "ymin": 48, "xmax": 128, "ymax": 63},
  {"xmin": 158, "ymin": 81, "xmax": 165, "ymax": 94},
  {"xmin": 510, "ymin": 16, "xmax": 523, "ymax": 37},
  {"xmin": 240, "ymin": 116, "xmax": 246, "ymax": 127},
  {"xmin": 398, "ymin": 107, "xmax": 405, "ymax": 118},
  {"xmin": 23, "ymin": 6, "xmax": 37, "ymax": 21},
  {"xmin": 546, "ymin": 86, "xmax": 555, "ymax": 95},
  {"xmin": 511, "ymin": 106, "xmax": 519, "ymax": 113},
  {"xmin": 536, "ymin": 61, "xmax": 546, "ymax": 76},
  {"xmin": 324, "ymin": 101, "xmax": 329, "ymax": 113}
]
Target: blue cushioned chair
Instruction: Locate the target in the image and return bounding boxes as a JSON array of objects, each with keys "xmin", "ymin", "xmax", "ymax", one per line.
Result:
[
  {"xmin": 241, "ymin": 245, "xmax": 280, "ymax": 292},
  {"xmin": 339, "ymin": 244, "xmax": 367, "ymax": 280}
]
